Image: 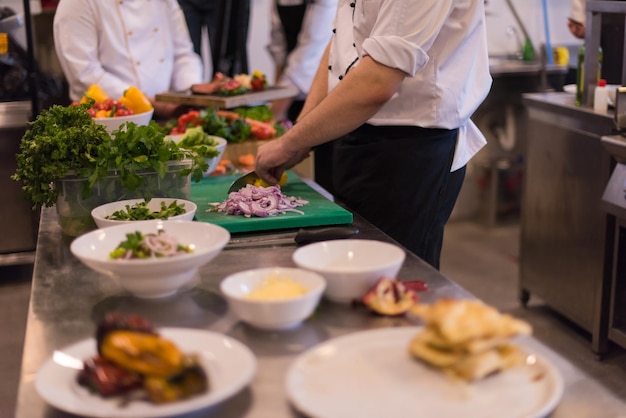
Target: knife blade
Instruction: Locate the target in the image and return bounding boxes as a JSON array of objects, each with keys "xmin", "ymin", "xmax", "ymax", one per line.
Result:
[
  {"xmin": 227, "ymin": 171, "xmax": 263, "ymax": 193},
  {"xmin": 225, "ymin": 225, "xmax": 359, "ymax": 249}
]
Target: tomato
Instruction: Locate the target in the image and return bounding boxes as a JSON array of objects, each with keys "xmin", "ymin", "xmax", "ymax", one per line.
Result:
[
  {"xmin": 101, "ymin": 98, "xmax": 115, "ymax": 110},
  {"xmin": 250, "ymin": 78, "xmax": 266, "ymax": 91},
  {"xmin": 177, "ymin": 110, "xmax": 202, "ymax": 130},
  {"xmin": 250, "ymin": 125, "xmax": 273, "ymax": 140},
  {"xmin": 114, "ymin": 108, "xmax": 132, "ymax": 117},
  {"xmin": 87, "ymin": 108, "xmax": 97, "ymax": 117}
]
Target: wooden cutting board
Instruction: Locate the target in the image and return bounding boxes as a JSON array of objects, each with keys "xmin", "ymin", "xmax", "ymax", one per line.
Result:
[
  {"xmin": 190, "ymin": 173, "xmax": 353, "ymax": 233},
  {"xmin": 155, "ymin": 86, "xmax": 298, "ymax": 109}
]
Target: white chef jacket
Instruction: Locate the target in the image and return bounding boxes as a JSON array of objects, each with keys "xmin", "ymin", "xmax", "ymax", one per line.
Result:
[
  {"xmin": 54, "ymin": 0, "xmax": 203, "ymax": 101},
  {"xmin": 329, "ymin": 0, "xmax": 493, "ymax": 171},
  {"xmin": 267, "ymin": 0, "xmax": 338, "ymax": 100}
]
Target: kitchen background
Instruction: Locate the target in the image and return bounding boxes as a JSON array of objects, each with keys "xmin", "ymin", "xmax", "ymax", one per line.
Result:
[
  {"xmin": 0, "ymin": 0, "xmax": 586, "ymax": 259},
  {"xmin": 4, "ymin": 0, "xmax": 582, "ymax": 83}
]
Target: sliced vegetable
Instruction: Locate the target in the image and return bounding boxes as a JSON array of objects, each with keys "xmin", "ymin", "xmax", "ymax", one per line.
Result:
[
  {"xmin": 109, "ymin": 230, "xmax": 193, "ymax": 259},
  {"xmin": 209, "ymin": 184, "xmax": 308, "ymax": 217}
]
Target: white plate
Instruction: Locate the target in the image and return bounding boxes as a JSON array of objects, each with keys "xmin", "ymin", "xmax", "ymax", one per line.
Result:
[
  {"xmin": 35, "ymin": 328, "xmax": 256, "ymax": 417},
  {"xmin": 286, "ymin": 327, "xmax": 563, "ymax": 418}
]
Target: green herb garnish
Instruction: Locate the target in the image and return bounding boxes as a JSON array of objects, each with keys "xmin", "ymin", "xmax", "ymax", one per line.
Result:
[{"xmin": 107, "ymin": 199, "xmax": 187, "ymax": 221}]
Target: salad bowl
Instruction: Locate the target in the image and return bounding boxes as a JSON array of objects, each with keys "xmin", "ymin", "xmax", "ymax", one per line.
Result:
[
  {"xmin": 91, "ymin": 198, "xmax": 197, "ymax": 229},
  {"xmin": 70, "ymin": 220, "xmax": 230, "ymax": 298}
]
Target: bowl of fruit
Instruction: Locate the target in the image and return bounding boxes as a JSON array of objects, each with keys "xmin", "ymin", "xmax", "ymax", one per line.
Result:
[{"xmin": 81, "ymin": 84, "xmax": 155, "ymax": 132}]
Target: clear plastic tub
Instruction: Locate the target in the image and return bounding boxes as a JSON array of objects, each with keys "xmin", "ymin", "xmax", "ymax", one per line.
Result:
[{"xmin": 54, "ymin": 160, "xmax": 192, "ymax": 237}]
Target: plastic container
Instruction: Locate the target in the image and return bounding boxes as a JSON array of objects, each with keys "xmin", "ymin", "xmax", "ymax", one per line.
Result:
[
  {"xmin": 54, "ymin": 160, "xmax": 193, "ymax": 237},
  {"xmin": 594, "ymin": 79, "xmax": 608, "ymax": 113}
]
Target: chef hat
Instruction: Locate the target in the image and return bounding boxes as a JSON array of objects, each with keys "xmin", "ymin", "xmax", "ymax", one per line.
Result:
[{"xmin": 570, "ymin": 0, "xmax": 586, "ymax": 25}]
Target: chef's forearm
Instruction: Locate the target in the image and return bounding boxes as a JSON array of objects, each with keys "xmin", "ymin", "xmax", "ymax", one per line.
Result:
[{"xmin": 282, "ymin": 55, "xmax": 406, "ymax": 153}]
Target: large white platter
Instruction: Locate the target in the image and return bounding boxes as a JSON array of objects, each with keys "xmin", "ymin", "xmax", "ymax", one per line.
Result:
[
  {"xmin": 35, "ymin": 328, "xmax": 256, "ymax": 418},
  {"xmin": 286, "ymin": 327, "xmax": 563, "ymax": 418}
]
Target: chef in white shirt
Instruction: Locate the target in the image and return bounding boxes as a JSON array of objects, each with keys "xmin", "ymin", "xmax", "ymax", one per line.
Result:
[
  {"xmin": 53, "ymin": 0, "xmax": 203, "ymax": 118},
  {"xmin": 254, "ymin": 0, "xmax": 492, "ymax": 269}
]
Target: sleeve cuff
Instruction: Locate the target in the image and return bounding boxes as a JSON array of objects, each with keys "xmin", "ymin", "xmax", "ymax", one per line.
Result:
[{"xmin": 362, "ymin": 36, "xmax": 429, "ymax": 77}]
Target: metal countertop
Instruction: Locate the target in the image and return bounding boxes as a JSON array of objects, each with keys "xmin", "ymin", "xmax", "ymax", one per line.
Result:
[{"xmin": 14, "ymin": 198, "xmax": 626, "ymax": 417}]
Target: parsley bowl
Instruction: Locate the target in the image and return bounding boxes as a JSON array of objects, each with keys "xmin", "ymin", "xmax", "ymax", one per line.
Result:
[
  {"xmin": 91, "ymin": 198, "xmax": 197, "ymax": 229},
  {"xmin": 70, "ymin": 220, "xmax": 230, "ymax": 298}
]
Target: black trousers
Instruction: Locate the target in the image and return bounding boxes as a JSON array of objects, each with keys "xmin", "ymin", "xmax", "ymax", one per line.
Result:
[
  {"xmin": 332, "ymin": 124, "xmax": 465, "ymax": 269},
  {"xmin": 178, "ymin": 0, "xmax": 249, "ymax": 76}
]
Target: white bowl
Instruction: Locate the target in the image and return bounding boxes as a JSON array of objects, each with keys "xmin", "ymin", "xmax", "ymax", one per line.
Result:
[
  {"xmin": 91, "ymin": 198, "xmax": 197, "ymax": 229},
  {"xmin": 168, "ymin": 134, "xmax": 227, "ymax": 176},
  {"xmin": 70, "ymin": 220, "xmax": 230, "ymax": 299},
  {"xmin": 292, "ymin": 239, "xmax": 406, "ymax": 303},
  {"xmin": 94, "ymin": 109, "xmax": 154, "ymax": 132},
  {"xmin": 220, "ymin": 267, "xmax": 326, "ymax": 330}
]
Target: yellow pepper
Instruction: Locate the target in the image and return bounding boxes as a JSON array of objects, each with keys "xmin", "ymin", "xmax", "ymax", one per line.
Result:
[
  {"xmin": 100, "ymin": 331, "xmax": 183, "ymax": 377},
  {"xmin": 80, "ymin": 84, "xmax": 109, "ymax": 104},
  {"xmin": 253, "ymin": 172, "xmax": 288, "ymax": 188},
  {"xmin": 119, "ymin": 86, "xmax": 153, "ymax": 114}
]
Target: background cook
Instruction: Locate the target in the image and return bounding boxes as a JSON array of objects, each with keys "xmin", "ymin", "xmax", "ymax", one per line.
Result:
[{"xmin": 53, "ymin": 0, "xmax": 203, "ymax": 119}]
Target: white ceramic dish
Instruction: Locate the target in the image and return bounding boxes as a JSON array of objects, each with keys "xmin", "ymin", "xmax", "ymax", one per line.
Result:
[
  {"xmin": 220, "ymin": 267, "xmax": 326, "ymax": 330},
  {"xmin": 35, "ymin": 328, "xmax": 256, "ymax": 418},
  {"xmin": 91, "ymin": 198, "xmax": 197, "ymax": 229},
  {"xmin": 286, "ymin": 327, "xmax": 564, "ymax": 418},
  {"xmin": 94, "ymin": 109, "xmax": 154, "ymax": 132},
  {"xmin": 168, "ymin": 134, "xmax": 227, "ymax": 176},
  {"xmin": 70, "ymin": 220, "xmax": 230, "ymax": 298},
  {"xmin": 292, "ymin": 239, "xmax": 405, "ymax": 303}
]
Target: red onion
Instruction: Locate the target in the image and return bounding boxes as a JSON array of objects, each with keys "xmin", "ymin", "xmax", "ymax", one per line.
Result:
[{"xmin": 210, "ymin": 184, "xmax": 308, "ymax": 217}]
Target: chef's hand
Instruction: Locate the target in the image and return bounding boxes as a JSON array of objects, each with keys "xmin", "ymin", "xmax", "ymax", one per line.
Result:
[{"xmin": 255, "ymin": 136, "xmax": 311, "ymax": 184}]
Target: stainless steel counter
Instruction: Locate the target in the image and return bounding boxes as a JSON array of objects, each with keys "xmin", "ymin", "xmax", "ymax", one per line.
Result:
[{"xmin": 14, "ymin": 202, "xmax": 626, "ymax": 417}]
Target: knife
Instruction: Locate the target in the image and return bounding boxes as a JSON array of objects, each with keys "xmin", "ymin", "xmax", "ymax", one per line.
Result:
[
  {"xmin": 227, "ymin": 171, "xmax": 263, "ymax": 193},
  {"xmin": 225, "ymin": 225, "xmax": 359, "ymax": 249}
]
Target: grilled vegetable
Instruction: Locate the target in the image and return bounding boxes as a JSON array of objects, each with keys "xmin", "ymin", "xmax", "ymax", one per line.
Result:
[
  {"xmin": 100, "ymin": 331, "xmax": 184, "ymax": 377},
  {"xmin": 77, "ymin": 355, "xmax": 143, "ymax": 397},
  {"xmin": 144, "ymin": 355, "xmax": 209, "ymax": 403}
]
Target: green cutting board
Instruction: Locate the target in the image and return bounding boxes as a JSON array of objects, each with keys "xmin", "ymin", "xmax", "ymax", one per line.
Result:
[{"xmin": 190, "ymin": 172, "xmax": 353, "ymax": 233}]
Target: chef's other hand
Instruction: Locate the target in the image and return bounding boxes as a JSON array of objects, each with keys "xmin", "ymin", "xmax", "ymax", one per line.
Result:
[{"xmin": 255, "ymin": 136, "xmax": 311, "ymax": 184}]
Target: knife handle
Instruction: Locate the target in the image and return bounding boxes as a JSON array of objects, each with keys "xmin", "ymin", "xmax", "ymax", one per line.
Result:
[{"xmin": 294, "ymin": 225, "xmax": 360, "ymax": 245}]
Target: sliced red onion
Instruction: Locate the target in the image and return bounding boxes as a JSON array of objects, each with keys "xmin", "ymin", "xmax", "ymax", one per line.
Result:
[{"xmin": 209, "ymin": 184, "xmax": 308, "ymax": 217}]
